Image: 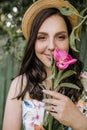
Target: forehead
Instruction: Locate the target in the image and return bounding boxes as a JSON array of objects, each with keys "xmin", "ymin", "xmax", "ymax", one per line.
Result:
[{"xmin": 38, "ymin": 14, "xmax": 68, "ymax": 33}]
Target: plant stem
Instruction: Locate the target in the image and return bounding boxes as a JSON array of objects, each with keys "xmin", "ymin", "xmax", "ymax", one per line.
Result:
[
  {"xmin": 74, "ymin": 15, "xmax": 87, "ymax": 30},
  {"xmin": 48, "ymin": 114, "xmax": 53, "ymax": 130}
]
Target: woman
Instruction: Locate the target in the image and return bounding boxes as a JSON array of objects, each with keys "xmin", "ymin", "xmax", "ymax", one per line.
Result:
[{"xmin": 3, "ymin": 0, "xmax": 87, "ymax": 130}]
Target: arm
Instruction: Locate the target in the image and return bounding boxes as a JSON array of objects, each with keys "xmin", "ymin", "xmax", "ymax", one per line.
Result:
[
  {"xmin": 2, "ymin": 77, "xmax": 22, "ymax": 130},
  {"xmin": 73, "ymin": 116, "xmax": 87, "ymax": 130}
]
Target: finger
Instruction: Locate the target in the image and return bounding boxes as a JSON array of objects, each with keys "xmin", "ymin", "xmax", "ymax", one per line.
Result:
[
  {"xmin": 50, "ymin": 112, "xmax": 65, "ymax": 124},
  {"xmin": 42, "ymin": 90, "xmax": 66, "ymax": 100},
  {"xmin": 50, "ymin": 112, "xmax": 59, "ymax": 120},
  {"xmin": 43, "ymin": 98, "xmax": 60, "ymax": 106},
  {"xmin": 45, "ymin": 105, "xmax": 57, "ymax": 113},
  {"xmin": 45, "ymin": 104, "xmax": 62, "ymax": 113}
]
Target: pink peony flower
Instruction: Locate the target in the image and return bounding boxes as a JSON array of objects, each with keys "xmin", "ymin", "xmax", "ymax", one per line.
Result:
[{"xmin": 54, "ymin": 49, "xmax": 77, "ymax": 70}]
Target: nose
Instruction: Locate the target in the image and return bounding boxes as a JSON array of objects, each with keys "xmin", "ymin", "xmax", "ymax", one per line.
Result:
[{"xmin": 48, "ymin": 38, "xmax": 55, "ymax": 51}]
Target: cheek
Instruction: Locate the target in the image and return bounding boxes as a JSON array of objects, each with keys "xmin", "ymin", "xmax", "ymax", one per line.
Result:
[
  {"xmin": 35, "ymin": 42, "xmax": 46, "ymax": 53},
  {"xmin": 65, "ymin": 40, "xmax": 69, "ymax": 51},
  {"xmin": 64, "ymin": 42, "xmax": 69, "ymax": 51},
  {"xmin": 56, "ymin": 40, "xmax": 69, "ymax": 51}
]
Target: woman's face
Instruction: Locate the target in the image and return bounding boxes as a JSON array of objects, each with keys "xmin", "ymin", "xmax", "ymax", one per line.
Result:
[{"xmin": 35, "ymin": 14, "xmax": 69, "ymax": 68}]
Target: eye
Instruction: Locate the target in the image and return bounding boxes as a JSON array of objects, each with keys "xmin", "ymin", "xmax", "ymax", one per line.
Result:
[
  {"xmin": 56, "ymin": 33, "xmax": 68, "ymax": 41},
  {"xmin": 36, "ymin": 35, "xmax": 47, "ymax": 41},
  {"xmin": 58, "ymin": 35, "xmax": 66, "ymax": 40}
]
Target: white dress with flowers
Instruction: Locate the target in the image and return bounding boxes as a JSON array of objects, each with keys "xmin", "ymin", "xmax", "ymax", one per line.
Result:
[
  {"xmin": 22, "ymin": 99, "xmax": 45, "ymax": 130},
  {"xmin": 22, "ymin": 99, "xmax": 87, "ymax": 130}
]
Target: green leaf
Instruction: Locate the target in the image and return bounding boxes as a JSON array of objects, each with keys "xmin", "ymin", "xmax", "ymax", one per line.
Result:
[
  {"xmin": 54, "ymin": 81, "xmax": 59, "ymax": 90},
  {"xmin": 58, "ymin": 83, "xmax": 80, "ymax": 90},
  {"xmin": 53, "ymin": 70, "xmax": 76, "ymax": 89},
  {"xmin": 54, "ymin": 70, "xmax": 63, "ymax": 89},
  {"xmin": 59, "ymin": 7, "xmax": 75, "ymax": 16},
  {"xmin": 43, "ymin": 111, "xmax": 49, "ymax": 127},
  {"xmin": 39, "ymin": 83, "xmax": 46, "ymax": 89},
  {"xmin": 75, "ymin": 28, "xmax": 81, "ymax": 41},
  {"xmin": 59, "ymin": 70, "xmax": 76, "ymax": 82},
  {"xmin": 47, "ymin": 74, "xmax": 55, "ymax": 80},
  {"xmin": 80, "ymin": 8, "xmax": 87, "ymax": 17},
  {"xmin": 54, "ymin": 62, "xmax": 58, "ymax": 77},
  {"xmin": 69, "ymin": 29, "xmax": 79, "ymax": 52},
  {"xmin": 70, "ymin": 11, "xmax": 87, "ymax": 52}
]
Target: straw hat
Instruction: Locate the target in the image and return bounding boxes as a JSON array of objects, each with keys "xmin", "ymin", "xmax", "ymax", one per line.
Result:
[{"xmin": 22, "ymin": 0, "xmax": 79, "ymax": 40}]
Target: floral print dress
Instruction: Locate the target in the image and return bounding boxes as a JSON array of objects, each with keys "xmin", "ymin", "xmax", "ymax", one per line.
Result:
[{"xmin": 22, "ymin": 99, "xmax": 45, "ymax": 130}]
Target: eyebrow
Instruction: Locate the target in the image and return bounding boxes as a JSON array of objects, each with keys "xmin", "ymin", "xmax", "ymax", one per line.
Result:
[
  {"xmin": 37, "ymin": 31, "xmax": 67, "ymax": 35},
  {"xmin": 37, "ymin": 32, "xmax": 48, "ymax": 35}
]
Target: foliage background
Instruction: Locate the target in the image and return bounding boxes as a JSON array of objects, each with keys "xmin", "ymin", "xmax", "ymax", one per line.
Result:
[{"xmin": 0, "ymin": 0, "xmax": 87, "ymax": 130}]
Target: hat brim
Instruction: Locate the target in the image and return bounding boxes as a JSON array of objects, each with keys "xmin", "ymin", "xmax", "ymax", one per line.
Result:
[{"xmin": 22, "ymin": 0, "xmax": 79, "ymax": 40}]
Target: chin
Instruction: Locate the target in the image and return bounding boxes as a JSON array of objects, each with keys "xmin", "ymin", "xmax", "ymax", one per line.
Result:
[{"xmin": 45, "ymin": 63, "xmax": 52, "ymax": 68}]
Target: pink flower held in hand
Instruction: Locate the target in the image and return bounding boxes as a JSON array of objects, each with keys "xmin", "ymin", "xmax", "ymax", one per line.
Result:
[{"xmin": 54, "ymin": 49, "xmax": 77, "ymax": 70}]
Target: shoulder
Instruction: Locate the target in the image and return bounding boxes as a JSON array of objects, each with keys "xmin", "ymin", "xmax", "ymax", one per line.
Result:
[
  {"xmin": 8, "ymin": 74, "xmax": 27, "ymax": 99},
  {"xmin": 2, "ymin": 75, "xmax": 26, "ymax": 130}
]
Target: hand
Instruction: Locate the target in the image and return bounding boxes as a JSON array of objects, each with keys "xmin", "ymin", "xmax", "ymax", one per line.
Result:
[{"xmin": 42, "ymin": 90, "xmax": 85, "ymax": 130}]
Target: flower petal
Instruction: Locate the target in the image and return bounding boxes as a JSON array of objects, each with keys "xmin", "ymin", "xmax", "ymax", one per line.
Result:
[
  {"xmin": 56, "ymin": 62, "xmax": 69, "ymax": 70},
  {"xmin": 54, "ymin": 49, "xmax": 77, "ymax": 70}
]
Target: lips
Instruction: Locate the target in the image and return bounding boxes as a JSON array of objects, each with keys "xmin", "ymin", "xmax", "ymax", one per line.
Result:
[{"xmin": 44, "ymin": 53, "xmax": 51, "ymax": 59}]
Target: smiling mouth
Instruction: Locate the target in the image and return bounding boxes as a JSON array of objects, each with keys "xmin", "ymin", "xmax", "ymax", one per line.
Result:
[{"xmin": 44, "ymin": 53, "xmax": 51, "ymax": 59}]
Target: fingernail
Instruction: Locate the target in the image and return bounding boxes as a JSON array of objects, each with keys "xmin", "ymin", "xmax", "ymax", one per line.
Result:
[{"xmin": 42, "ymin": 89, "xmax": 47, "ymax": 92}]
